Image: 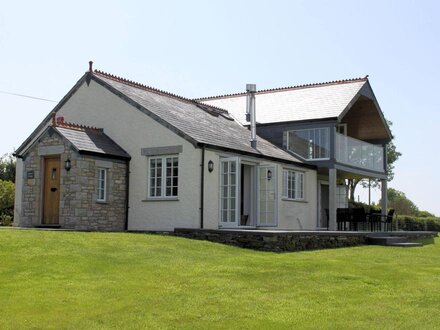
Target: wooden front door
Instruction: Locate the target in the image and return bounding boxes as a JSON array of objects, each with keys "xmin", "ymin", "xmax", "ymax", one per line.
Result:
[{"xmin": 42, "ymin": 157, "xmax": 61, "ymax": 224}]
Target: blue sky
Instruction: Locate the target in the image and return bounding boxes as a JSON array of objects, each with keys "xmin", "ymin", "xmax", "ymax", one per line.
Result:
[{"xmin": 1, "ymin": 0, "xmax": 439, "ymax": 215}]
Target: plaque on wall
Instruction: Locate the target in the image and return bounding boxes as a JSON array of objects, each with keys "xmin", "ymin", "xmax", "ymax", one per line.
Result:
[{"xmin": 27, "ymin": 170, "xmax": 34, "ymax": 179}]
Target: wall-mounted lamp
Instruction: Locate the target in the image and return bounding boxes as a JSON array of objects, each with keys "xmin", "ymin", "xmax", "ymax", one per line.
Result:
[
  {"xmin": 65, "ymin": 158, "xmax": 71, "ymax": 172},
  {"xmin": 208, "ymin": 160, "xmax": 214, "ymax": 173},
  {"xmin": 267, "ymin": 169, "xmax": 272, "ymax": 181}
]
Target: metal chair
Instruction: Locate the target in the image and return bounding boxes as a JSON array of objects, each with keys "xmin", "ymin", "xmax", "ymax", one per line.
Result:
[{"xmin": 369, "ymin": 209, "xmax": 394, "ymax": 232}]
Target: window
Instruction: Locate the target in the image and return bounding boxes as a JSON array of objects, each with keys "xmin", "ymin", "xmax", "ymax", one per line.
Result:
[
  {"xmin": 282, "ymin": 169, "xmax": 304, "ymax": 200},
  {"xmin": 149, "ymin": 156, "xmax": 178, "ymax": 198},
  {"xmin": 97, "ymin": 168, "xmax": 107, "ymax": 202},
  {"xmin": 287, "ymin": 128, "xmax": 330, "ymax": 160}
]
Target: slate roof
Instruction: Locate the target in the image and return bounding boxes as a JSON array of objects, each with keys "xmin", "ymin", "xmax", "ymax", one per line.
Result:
[
  {"xmin": 92, "ymin": 71, "xmax": 306, "ymax": 166},
  {"xmin": 55, "ymin": 124, "xmax": 130, "ymax": 160},
  {"xmin": 197, "ymin": 78, "xmax": 369, "ymax": 125}
]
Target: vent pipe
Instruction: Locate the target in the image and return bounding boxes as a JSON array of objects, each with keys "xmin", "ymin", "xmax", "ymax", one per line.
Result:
[{"xmin": 246, "ymin": 84, "xmax": 257, "ymax": 149}]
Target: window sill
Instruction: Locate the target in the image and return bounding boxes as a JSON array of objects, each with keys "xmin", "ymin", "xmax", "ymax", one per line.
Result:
[
  {"xmin": 281, "ymin": 198, "xmax": 308, "ymax": 203},
  {"xmin": 142, "ymin": 197, "xmax": 179, "ymax": 202},
  {"xmin": 96, "ymin": 200, "xmax": 108, "ymax": 204}
]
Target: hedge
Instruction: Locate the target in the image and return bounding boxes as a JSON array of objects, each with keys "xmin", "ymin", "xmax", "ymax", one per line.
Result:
[{"xmin": 393, "ymin": 215, "xmax": 440, "ymax": 231}]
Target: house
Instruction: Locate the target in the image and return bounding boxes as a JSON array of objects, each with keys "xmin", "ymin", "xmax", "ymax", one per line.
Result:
[
  {"xmin": 14, "ymin": 63, "xmax": 391, "ymax": 232},
  {"xmin": 199, "ymin": 77, "xmax": 392, "ymax": 230}
]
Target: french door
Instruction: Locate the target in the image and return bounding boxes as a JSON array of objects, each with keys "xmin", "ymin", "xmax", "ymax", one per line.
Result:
[
  {"xmin": 257, "ymin": 165, "xmax": 277, "ymax": 226},
  {"xmin": 219, "ymin": 158, "xmax": 277, "ymax": 228},
  {"xmin": 219, "ymin": 157, "xmax": 239, "ymax": 227}
]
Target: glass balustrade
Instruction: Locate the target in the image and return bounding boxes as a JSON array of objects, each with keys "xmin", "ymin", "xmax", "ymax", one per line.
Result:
[{"xmin": 335, "ymin": 132, "xmax": 384, "ymax": 172}]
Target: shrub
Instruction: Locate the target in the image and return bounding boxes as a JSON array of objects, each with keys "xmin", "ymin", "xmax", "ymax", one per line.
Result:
[
  {"xmin": 0, "ymin": 180, "xmax": 14, "ymax": 226},
  {"xmin": 0, "ymin": 179, "xmax": 14, "ymax": 210},
  {"xmin": 393, "ymin": 215, "xmax": 440, "ymax": 231},
  {"xmin": 0, "ymin": 213, "xmax": 13, "ymax": 226}
]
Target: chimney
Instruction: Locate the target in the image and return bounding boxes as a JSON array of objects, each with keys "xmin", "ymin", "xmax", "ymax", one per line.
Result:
[
  {"xmin": 89, "ymin": 61, "xmax": 93, "ymax": 72},
  {"xmin": 246, "ymin": 84, "xmax": 257, "ymax": 149}
]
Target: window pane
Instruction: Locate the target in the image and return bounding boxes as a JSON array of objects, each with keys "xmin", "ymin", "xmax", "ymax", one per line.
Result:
[
  {"xmin": 230, "ymin": 173, "xmax": 236, "ymax": 185},
  {"xmin": 230, "ymin": 161, "xmax": 236, "ymax": 173},
  {"xmin": 287, "ymin": 128, "xmax": 329, "ymax": 159},
  {"xmin": 222, "ymin": 162, "xmax": 228, "ymax": 174},
  {"xmin": 222, "ymin": 210, "xmax": 228, "ymax": 222},
  {"xmin": 223, "ymin": 174, "xmax": 228, "ymax": 185},
  {"xmin": 230, "ymin": 210, "xmax": 236, "ymax": 222},
  {"xmin": 172, "ymin": 187, "xmax": 178, "ymax": 196},
  {"xmin": 230, "ymin": 198, "xmax": 236, "ymax": 210}
]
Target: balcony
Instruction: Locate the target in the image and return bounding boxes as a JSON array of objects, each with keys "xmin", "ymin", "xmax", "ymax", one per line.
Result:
[
  {"xmin": 335, "ymin": 132, "xmax": 384, "ymax": 172},
  {"xmin": 287, "ymin": 129, "xmax": 385, "ymax": 173}
]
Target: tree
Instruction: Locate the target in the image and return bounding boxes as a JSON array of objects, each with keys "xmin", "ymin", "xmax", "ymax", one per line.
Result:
[
  {"xmin": 0, "ymin": 153, "xmax": 16, "ymax": 183},
  {"xmin": 346, "ymin": 120, "xmax": 401, "ymax": 202},
  {"xmin": 384, "ymin": 187, "xmax": 418, "ymax": 215}
]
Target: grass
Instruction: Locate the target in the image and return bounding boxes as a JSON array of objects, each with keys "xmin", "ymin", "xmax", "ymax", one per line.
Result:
[{"xmin": 0, "ymin": 229, "xmax": 439, "ymax": 329}]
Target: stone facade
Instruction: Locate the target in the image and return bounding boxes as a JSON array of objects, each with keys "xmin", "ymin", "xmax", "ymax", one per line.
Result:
[{"xmin": 17, "ymin": 129, "xmax": 128, "ymax": 231}]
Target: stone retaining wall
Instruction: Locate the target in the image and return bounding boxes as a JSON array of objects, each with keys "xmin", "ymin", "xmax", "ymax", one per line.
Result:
[
  {"xmin": 174, "ymin": 229, "xmax": 368, "ymax": 252},
  {"xmin": 173, "ymin": 229, "xmax": 438, "ymax": 252}
]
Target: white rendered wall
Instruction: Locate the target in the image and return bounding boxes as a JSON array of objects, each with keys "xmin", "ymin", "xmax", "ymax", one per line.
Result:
[
  {"xmin": 202, "ymin": 149, "xmax": 221, "ymax": 229},
  {"xmin": 277, "ymin": 165, "xmax": 318, "ymax": 230},
  {"xmin": 55, "ymin": 80, "xmax": 202, "ymax": 231}
]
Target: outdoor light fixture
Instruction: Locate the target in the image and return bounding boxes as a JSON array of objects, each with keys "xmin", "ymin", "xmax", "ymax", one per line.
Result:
[
  {"xmin": 267, "ymin": 170, "xmax": 272, "ymax": 180},
  {"xmin": 65, "ymin": 159, "xmax": 71, "ymax": 171},
  {"xmin": 208, "ymin": 160, "xmax": 214, "ymax": 173}
]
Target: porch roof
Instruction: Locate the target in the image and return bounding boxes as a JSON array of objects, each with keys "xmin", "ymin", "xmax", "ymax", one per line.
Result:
[{"xmin": 55, "ymin": 125, "xmax": 131, "ymax": 160}]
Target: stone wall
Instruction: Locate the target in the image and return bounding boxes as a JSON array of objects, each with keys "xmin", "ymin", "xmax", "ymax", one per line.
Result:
[
  {"xmin": 18, "ymin": 129, "xmax": 128, "ymax": 231},
  {"xmin": 173, "ymin": 228, "xmax": 438, "ymax": 252},
  {"xmin": 174, "ymin": 229, "xmax": 369, "ymax": 252}
]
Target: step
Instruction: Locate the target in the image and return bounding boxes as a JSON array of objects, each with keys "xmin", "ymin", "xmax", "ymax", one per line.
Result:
[
  {"xmin": 367, "ymin": 236, "xmax": 408, "ymax": 246},
  {"xmin": 387, "ymin": 242, "xmax": 423, "ymax": 247}
]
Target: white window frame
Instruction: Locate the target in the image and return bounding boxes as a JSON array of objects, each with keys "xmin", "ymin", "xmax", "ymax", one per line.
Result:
[
  {"xmin": 282, "ymin": 169, "xmax": 305, "ymax": 201},
  {"xmin": 97, "ymin": 168, "xmax": 107, "ymax": 202},
  {"xmin": 148, "ymin": 155, "xmax": 179, "ymax": 199}
]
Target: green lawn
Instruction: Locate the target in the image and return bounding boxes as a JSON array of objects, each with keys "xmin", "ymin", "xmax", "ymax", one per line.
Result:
[{"xmin": 0, "ymin": 229, "xmax": 439, "ymax": 329}]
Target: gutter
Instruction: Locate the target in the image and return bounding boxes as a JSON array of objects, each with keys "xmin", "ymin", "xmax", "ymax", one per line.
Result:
[{"xmin": 200, "ymin": 146, "xmax": 205, "ymax": 229}]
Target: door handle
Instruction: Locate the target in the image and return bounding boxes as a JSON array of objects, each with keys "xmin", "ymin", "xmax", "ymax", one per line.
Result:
[{"xmin": 51, "ymin": 187, "xmax": 57, "ymax": 192}]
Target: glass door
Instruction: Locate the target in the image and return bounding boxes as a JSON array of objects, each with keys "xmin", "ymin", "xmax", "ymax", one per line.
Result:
[
  {"xmin": 257, "ymin": 165, "xmax": 277, "ymax": 226},
  {"xmin": 219, "ymin": 157, "xmax": 239, "ymax": 227}
]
